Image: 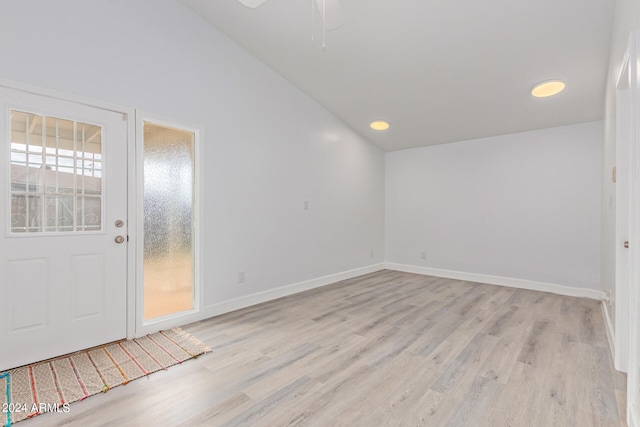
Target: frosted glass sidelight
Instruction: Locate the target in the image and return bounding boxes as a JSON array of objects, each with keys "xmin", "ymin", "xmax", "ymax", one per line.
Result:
[
  {"xmin": 9, "ymin": 110, "xmax": 103, "ymax": 233},
  {"xmin": 143, "ymin": 122, "xmax": 195, "ymax": 320}
]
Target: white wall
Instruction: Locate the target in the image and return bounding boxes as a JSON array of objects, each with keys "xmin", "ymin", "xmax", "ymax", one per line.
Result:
[
  {"xmin": 0, "ymin": 1, "xmax": 384, "ymax": 309},
  {"xmin": 602, "ymin": 0, "xmax": 640, "ymax": 332},
  {"xmin": 386, "ymin": 121, "xmax": 603, "ymax": 290}
]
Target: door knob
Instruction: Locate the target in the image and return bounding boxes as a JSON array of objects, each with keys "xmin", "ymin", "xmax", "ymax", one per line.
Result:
[
  {"xmin": 624, "ymin": 241, "xmax": 630, "ymax": 248},
  {"xmin": 115, "ymin": 236, "xmax": 126, "ymax": 244}
]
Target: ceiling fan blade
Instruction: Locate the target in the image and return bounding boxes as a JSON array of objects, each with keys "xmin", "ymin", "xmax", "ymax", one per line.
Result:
[
  {"xmin": 238, "ymin": 0, "xmax": 269, "ymax": 8},
  {"xmin": 315, "ymin": 0, "xmax": 344, "ymax": 31}
]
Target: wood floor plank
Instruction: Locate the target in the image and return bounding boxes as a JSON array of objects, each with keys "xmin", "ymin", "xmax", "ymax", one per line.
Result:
[
  {"xmin": 482, "ymin": 361, "xmax": 548, "ymax": 425},
  {"xmin": 176, "ymin": 392, "xmax": 256, "ymax": 427},
  {"xmin": 20, "ymin": 270, "xmax": 626, "ymax": 427},
  {"xmin": 478, "ymin": 326, "xmax": 528, "ymax": 384},
  {"xmin": 221, "ymin": 376, "xmax": 316, "ymax": 427},
  {"xmin": 517, "ymin": 319, "xmax": 556, "ymax": 367},
  {"xmin": 616, "ymin": 389, "xmax": 628, "ymax": 427},
  {"xmin": 446, "ymin": 375, "xmax": 503, "ymax": 427},
  {"xmin": 580, "ymin": 344, "xmax": 621, "ymax": 421},
  {"xmin": 431, "ymin": 333, "xmax": 499, "ymax": 396},
  {"xmin": 398, "ymin": 389, "xmax": 461, "ymax": 426}
]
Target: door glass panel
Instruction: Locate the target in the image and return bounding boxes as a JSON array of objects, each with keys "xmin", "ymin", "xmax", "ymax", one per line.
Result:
[
  {"xmin": 143, "ymin": 122, "xmax": 195, "ymax": 320},
  {"xmin": 9, "ymin": 110, "xmax": 103, "ymax": 233}
]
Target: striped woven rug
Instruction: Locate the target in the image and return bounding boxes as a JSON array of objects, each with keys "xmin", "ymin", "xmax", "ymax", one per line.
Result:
[{"xmin": 0, "ymin": 328, "xmax": 211, "ymax": 426}]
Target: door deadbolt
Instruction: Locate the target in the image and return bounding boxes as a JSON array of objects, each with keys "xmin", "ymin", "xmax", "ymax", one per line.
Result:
[
  {"xmin": 115, "ymin": 220, "xmax": 124, "ymax": 228},
  {"xmin": 115, "ymin": 236, "xmax": 126, "ymax": 244}
]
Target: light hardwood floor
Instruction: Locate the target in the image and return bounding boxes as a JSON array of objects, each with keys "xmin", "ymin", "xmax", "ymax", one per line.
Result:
[{"xmin": 25, "ymin": 270, "xmax": 626, "ymax": 426}]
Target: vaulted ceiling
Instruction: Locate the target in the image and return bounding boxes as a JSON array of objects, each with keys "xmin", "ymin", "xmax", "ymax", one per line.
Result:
[{"xmin": 180, "ymin": 0, "xmax": 614, "ymax": 151}]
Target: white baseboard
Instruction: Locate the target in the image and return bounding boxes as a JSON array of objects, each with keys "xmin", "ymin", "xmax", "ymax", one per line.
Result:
[
  {"xmin": 137, "ymin": 263, "xmax": 386, "ymax": 336},
  {"xmin": 141, "ymin": 262, "xmax": 608, "ymax": 336},
  {"xmin": 384, "ymin": 263, "xmax": 608, "ymax": 301},
  {"xmin": 198, "ymin": 263, "xmax": 386, "ymax": 322},
  {"xmin": 602, "ymin": 301, "xmax": 617, "ymax": 366}
]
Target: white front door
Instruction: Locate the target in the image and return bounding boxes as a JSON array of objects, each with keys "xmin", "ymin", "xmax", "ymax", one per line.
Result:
[{"xmin": 0, "ymin": 87, "xmax": 128, "ymax": 371}]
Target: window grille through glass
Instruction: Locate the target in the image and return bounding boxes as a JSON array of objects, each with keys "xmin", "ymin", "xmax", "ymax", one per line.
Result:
[{"xmin": 10, "ymin": 110, "xmax": 103, "ymax": 233}]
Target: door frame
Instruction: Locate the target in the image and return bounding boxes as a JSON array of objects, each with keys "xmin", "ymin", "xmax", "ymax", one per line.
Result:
[
  {"xmin": 134, "ymin": 111, "xmax": 203, "ymax": 336},
  {"xmin": 615, "ymin": 47, "xmax": 631, "ymax": 373},
  {"xmin": 624, "ymin": 29, "xmax": 640, "ymax": 427},
  {"xmin": 0, "ymin": 77, "xmax": 138, "ymax": 340}
]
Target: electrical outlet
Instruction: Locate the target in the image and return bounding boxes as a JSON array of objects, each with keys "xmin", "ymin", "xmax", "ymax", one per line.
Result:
[
  {"xmin": 421, "ymin": 251, "xmax": 426, "ymax": 260},
  {"xmin": 303, "ymin": 200, "xmax": 309, "ymax": 210},
  {"xmin": 370, "ymin": 249, "xmax": 374, "ymax": 258},
  {"xmin": 238, "ymin": 272, "xmax": 245, "ymax": 283}
]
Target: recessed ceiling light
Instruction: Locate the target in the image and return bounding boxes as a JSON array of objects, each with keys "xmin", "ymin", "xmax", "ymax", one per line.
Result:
[
  {"xmin": 531, "ymin": 80, "xmax": 565, "ymax": 97},
  {"xmin": 370, "ymin": 121, "xmax": 390, "ymax": 131}
]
